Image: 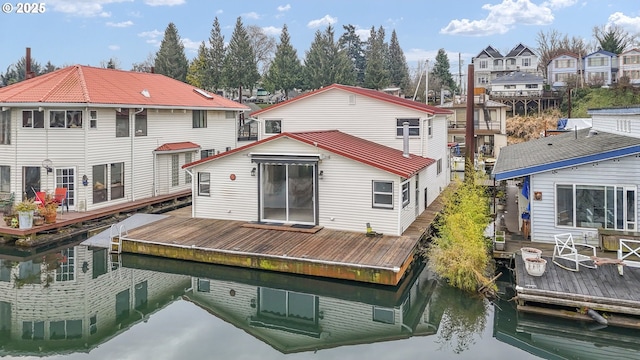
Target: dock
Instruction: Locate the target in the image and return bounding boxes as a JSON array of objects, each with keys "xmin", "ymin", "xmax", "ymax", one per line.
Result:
[
  {"xmin": 513, "ymin": 255, "xmax": 640, "ymax": 329},
  {"xmin": 116, "ymin": 216, "xmax": 418, "ymax": 286}
]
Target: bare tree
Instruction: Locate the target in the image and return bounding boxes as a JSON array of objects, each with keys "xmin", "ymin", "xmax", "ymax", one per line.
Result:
[
  {"xmin": 536, "ymin": 29, "xmax": 591, "ymax": 79},
  {"xmin": 131, "ymin": 52, "xmax": 155, "ymax": 72},
  {"xmin": 246, "ymin": 25, "xmax": 276, "ymax": 77}
]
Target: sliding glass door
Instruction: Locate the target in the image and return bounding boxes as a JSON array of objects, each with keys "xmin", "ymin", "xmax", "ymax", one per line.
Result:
[{"xmin": 261, "ymin": 163, "xmax": 315, "ymax": 224}]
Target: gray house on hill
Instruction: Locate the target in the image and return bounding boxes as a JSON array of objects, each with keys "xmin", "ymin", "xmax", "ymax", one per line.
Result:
[{"xmin": 492, "ymin": 106, "xmax": 640, "ymax": 244}]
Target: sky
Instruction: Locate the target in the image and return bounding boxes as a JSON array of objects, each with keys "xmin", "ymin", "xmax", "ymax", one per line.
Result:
[{"xmin": 1, "ymin": 0, "xmax": 640, "ymax": 75}]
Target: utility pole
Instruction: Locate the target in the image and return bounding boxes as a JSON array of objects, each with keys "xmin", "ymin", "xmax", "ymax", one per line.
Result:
[
  {"xmin": 465, "ymin": 64, "xmax": 475, "ymax": 182},
  {"xmin": 425, "ymin": 59, "xmax": 429, "ymax": 105}
]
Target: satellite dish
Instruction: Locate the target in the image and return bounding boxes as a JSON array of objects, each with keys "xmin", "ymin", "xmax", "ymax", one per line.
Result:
[{"xmin": 42, "ymin": 159, "xmax": 53, "ymax": 173}]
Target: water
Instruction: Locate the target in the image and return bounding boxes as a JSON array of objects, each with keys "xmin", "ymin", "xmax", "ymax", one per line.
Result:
[{"xmin": 1, "ymin": 244, "xmax": 639, "ymax": 360}]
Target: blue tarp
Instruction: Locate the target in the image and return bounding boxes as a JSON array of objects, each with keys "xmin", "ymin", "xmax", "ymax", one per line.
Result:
[
  {"xmin": 557, "ymin": 118, "xmax": 568, "ymax": 130},
  {"xmin": 522, "ymin": 176, "xmax": 531, "ymax": 213}
]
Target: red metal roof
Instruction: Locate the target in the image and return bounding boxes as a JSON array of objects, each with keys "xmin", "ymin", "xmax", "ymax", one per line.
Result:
[
  {"xmin": 185, "ymin": 130, "xmax": 434, "ymax": 178},
  {"xmin": 251, "ymin": 84, "xmax": 452, "ymax": 116},
  {"xmin": 155, "ymin": 141, "xmax": 201, "ymax": 152},
  {"xmin": 0, "ymin": 65, "xmax": 249, "ymax": 110}
]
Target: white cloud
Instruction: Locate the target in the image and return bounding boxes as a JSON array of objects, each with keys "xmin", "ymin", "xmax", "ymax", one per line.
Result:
[
  {"xmin": 608, "ymin": 12, "xmax": 640, "ymax": 34},
  {"xmin": 242, "ymin": 11, "xmax": 261, "ymax": 20},
  {"xmin": 106, "ymin": 20, "xmax": 134, "ymax": 28},
  {"xmin": 262, "ymin": 26, "xmax": 282, "ymax": 36},
  {"xmin": 108, "ymin": 45, "xmax": 120, "ymax": 51},
  {"xmin": 355, "ymin": 28, "xmax": 370, "ymax": 42},
  {"xmin": 138, "ymin": 29, "xmax": 163, "ymax": 46},
  {"xmin": 441, "ymin": 0, "xmax": 555, "ymax": 36},
  {"xmin": 144, "ymin": 0, "xmax": 185, "ymax": 6},
  {"xmin": 216, "ymin": 9, "xmax": 223, "ymax": 15},
  {"xmin": 47, "ymin": 0, "xmax": 130, "ymax": 17},
  {"xmin": 277, "ymin": 4, "xmax": 291, "ymax": 12},
  {"xmin": 181, "ymin": 38, "xmax": 201, "ymax": 53},
  {"xmin": 307, "ymin": 15, "xmax": 337, "ymax": 29},
  {"xmin": 541, "ymin": 0, "xmax": 577, "ymax": 10}
]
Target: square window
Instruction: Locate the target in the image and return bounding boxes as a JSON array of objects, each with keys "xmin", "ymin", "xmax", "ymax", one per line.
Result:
[
  {"xmin": 373, "ymin": 181, "xmax": 393, "ymax": 209},
  {"xmin": 396, "ymin": 118, "xmax": 420, "ymax": 136},
  {"xmin": 265, "ymin": 120, "xmax": 281, "ymax": 134},
  {"xmin": 198, "ymin": 172, "xmax": 210, "ymax": 196}
]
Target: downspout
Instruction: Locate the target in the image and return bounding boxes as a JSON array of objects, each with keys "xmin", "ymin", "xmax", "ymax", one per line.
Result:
[
  {"xmin": 185, "ymin": 168, "xmax": 194, "ymax": 217},
  {"xmin": 132, "ymin": 108, "xmax": 144, "ymax": 201}
]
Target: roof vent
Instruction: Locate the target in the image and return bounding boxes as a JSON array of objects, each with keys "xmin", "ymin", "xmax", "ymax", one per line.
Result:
[
  {"xmin": 141, "ymin": 89, "xmax": 150, "ymax": 98},
  {"xmin": 586, "ymin": 129, "xmax": 598, "ymax": 138},
  {"xmin": 194, "ymin": 88, "xmax": 213, "ymax": 99}
]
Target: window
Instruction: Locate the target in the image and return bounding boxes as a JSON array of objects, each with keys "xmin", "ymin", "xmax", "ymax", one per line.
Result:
[
  {"xmin": 477, "ymin": 76, "xmax": 489, "ymax": 84},
  {"xmin": 115, "ymin": 109, "xmax": 129, "ymax": 137},
  {"xmin": 135, "ymin": 109, "xmax": 147, "ymax": 136},
  {"xmin": 90, "ymin": 110, "xmax": 97, "ymax": 128},
  {"xmin": 396, "ymin": 118, "xmax": 420, "ymax": 136},
  {"xmin": 49, "ymin": 110, "xmax": 82, "ymax": 128},
  {"xmin": 55, "ymin": 248, "xmax": 75, "ymax": 282},
  {"xmin": 197, "ymin": 278, "xmax": 210, "ymax": 292},
  {"xmin": 525, "ymin": 84, "xmax": 539, "ymax": 89},
  {"xmin": 201, "ymin": 149, "xmax": 214, "ymax": 159},
  {"xmin": 556, "ymin": 184, "xmax": 636, "ymax": 231},
  {"xmin": 623, "ymin": 55, "xmax": 640, "ymax": 65},
  {"xmin": 522, "ymin": 58, "xmax": 531, "ymax": 67},
  {"xmin": 198, "ymin": 172, "xmax": 210, "ymax": 196},
  {"xmin": 111, "ymin": 162, "xmax": 124, "ymax": 200},
  {"xmin": 437, "ymin": 159, "xmax": 442, "ymax": 174},
  {"xmin": 1, "ymin": 109, "xmax": 10, "ymax": 145},
  {"xmin": 401, "ymin": 181, "xmax": 410, "ymax": 208},
  {"xmin": 22, "ymin": 321, "xmax": 45, "ymax": 340},
  {"xmin": 504, "ymin": 85, "xmax": 516, "ymax": 89},
  {"xmin": 0, "ymin": 165, "xmax": 9, "ymax": 192},
  {"xmin": 192, "ymin": 110, "xmax": 207, "ymax": 128},
  {"xmin": 588, "ymin": 57, "xmax": 608, "ymax": 66},
  {"xmin": 626, "ymin": 70, "xmax": 640, "ymax": 80},
  {"xmin": 373, "ymin": 306, "xmax": 395, "ymax": 324},
  {"xmin": 478, "ymin": 60, "xmax": 488, "ymax": 69},
  {"xmin": 22, "ymin": 110, "xmax": 44, "ymax": 128},
  {"xmin": 50, "ymin": 319, "xmax": 82, "ymax": 340},
  {"xmin": 92, "ymin": 165, "xmax": 107, "ymax": 204},
  {"xmin": 257, "ymin": 288, "xmax": 317, "ymax": 326},
  {"xmin": 185, "ymin": 153, "xmax": 192, "ymax": 184},
  {"xmin": 554, "ymin": 59, "xmax": 574, "ymax": 68},
  {"xmin": 171, "ymin": 154, "xmax": 179, "ymax": 187},
  {"xmin": 427, "ymin": 118, "xmax": 433, "ymax": 137},
  {"xmin": 264, "ymin": 120, "xmax": 281, "ymax": 134},
  {"xmin": 372, "ymin": 181, "xmax": 393, "ymax": 209}
]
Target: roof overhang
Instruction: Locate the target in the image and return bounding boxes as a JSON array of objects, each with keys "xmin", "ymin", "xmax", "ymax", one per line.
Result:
[
  {"xmin": 0, "ymin": 102, "xmax": 250, "ymax": 112},
  {"xmin": 493, "ymin": 145, "xmax": 640, "ymax": 181}
]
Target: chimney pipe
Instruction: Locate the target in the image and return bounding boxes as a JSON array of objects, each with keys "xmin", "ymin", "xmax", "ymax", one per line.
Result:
[
  {"xmin": 402, "ymin": 121, "xmax": 410, "ymax": 158},
  {"xmin": 25, "ymin": 47, "xmax": 35, "ymax": 80}
]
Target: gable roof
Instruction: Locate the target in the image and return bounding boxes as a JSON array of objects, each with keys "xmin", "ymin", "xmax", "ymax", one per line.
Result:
[
  {"xmin": 492, "ymin": 128, "xmax": 640, "ymax": 180},
  {"xmin": 475, "ymin": 45, "xmax": 503, "ymax": 59},
  {"xmin": 185, "ymin": 130, "xmax": 435, "ymax": 178},
  {"xmin": 584, "ymin": 49, "xmax": 616, "ymax": 58},
  {"xmin": 250, "ymin": 84, "xmax": 451, "ymax": 117},
  {"xmin": 546, "ymin": 51, "xmax": 580, "ymax": 66},
  {"xmin": 0, "ymin": 65, "xmax": 249, "ymax": 110},
  {"xmin": 505, "ymin": 43, "xmax": 536, "ymax": 57}
]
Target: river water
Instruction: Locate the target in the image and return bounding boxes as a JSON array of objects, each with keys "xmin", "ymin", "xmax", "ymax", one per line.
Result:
[{"xmin": 0, "ymin": 243, "xmax": 639, "ymax": 360}]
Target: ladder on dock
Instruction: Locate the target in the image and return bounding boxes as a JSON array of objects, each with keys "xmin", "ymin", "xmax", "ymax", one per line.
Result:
[{"xmin": 109, "ymin": 224, "xmax": 128, "ymax": 254}]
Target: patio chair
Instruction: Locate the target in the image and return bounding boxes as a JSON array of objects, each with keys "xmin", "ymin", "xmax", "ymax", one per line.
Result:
[
  {"xmin": 34, "ymin": 191, "xmax": 47, "ymax": 208},
  {"xmin": 552, "ymin": 233, "xmax": 597, "ymax": 271},
  {"xmin": 53, "ymin": 187, "xmax": 68, "ymax": 214}
]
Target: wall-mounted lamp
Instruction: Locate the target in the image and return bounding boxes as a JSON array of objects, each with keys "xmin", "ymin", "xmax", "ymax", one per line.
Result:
[
  {"xmin": 319, "ymin": 170, "xmax": 324, "ymax": 179},
  {"xmin": 82, "ymin": 261, "xmax": 89, "ymax": 273},
  {"xmin": 82, "ymin": 175, "xmax": 89, "ymax": 186},
  {"xmin": 318, "ymin": 310, "xmax": 324, "ymax": 320},
  {"xmin": 250, "ymin": 298, "xmax": 256, "ymax": 308},
  {"xmin": 251, "ymin": 167, "xmax": 257, "ymax": 177}
]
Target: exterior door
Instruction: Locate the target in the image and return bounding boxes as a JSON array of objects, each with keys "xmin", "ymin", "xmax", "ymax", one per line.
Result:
[
  {"xmin": 260, "ymin": 163, "xmax": 316, "ymax": 225},
  {"xmin": 22, "ymin": 166, "xmax": 40, "ymax": 200},
  {"xmin": 55, "ymin": 167, "xmax": 75, "ymax": 209}
]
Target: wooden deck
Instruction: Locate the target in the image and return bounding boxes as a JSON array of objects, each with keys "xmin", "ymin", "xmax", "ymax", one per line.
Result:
[
  {"xmin": 118, "ymin": 216, "xmax": 420, "ymax": 286},
  {"xmin": 0, "ymin": 190, "xmax": 191, "ymax": 244},
  {"xmin": 514, "ymin": 255, "xmax": 640, "ymax": 328}
]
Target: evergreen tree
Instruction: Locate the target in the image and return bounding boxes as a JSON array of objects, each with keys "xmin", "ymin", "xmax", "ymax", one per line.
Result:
[
  {"xmin": 363, "ymin": 26, "xmax": 389, "ymax": 90},
  {"xmin": 187, "ymin": 42, "xmax": 209, "ymax": 88},
  {"xmin": 0, "ymin": 56, "xmax": 43, "ymax": 86},
  {"xmin": 339, "ymin": 24, "xmax": 366, "ymax": 86},
  {"xmin": 303, "ymin": 26, "xmax": 354, "ymax": 89},
  {"xmin": 42, "ymin": 61, "xmax": 58, "ymax": 74},
  {"xmin": 593, "ymin": 24, "xmax": 634, "ymax": 54},
  {"xmin": 154, "ymin": 22, "xmax": 189, "ymax": 82},
  {"xmin": 206, "ymin": 17, "xmax": 225, "ymax": 91},
  {"xmin": 223, "ymin": 17, "xmax": 260, "ymax": 100},
  {"xmin": 263, "ymin": 25, "xmax": 302, "ymax": 98},
  {"xmin": 388, "ymin": 29, "xmax": 410, "ymax": 91},
  {"xmin": 431, "ymin": 48, "xmax": 457, "ymax": 95}
]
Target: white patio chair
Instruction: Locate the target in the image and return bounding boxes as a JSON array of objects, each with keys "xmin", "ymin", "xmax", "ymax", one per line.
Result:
[
  {"xmin": 552, "ymin": 233, "xmax": 597, "ymax": 271},
  {"xmin": 618, "ymin": 238, "xmax": 640, "ymax": 276}
]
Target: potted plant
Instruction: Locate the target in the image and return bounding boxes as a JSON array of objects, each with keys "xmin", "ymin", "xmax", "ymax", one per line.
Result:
[
  {"xmin": 14, "ymin": 199, "xmax": 37, "ymax": 229},
  {"xmin": 40, "ymin": 202, "xmax": 58, "ymax": 224},
  {"xmin": 494, "ymin": 230, "xmax": 506, "ymax": 251}
]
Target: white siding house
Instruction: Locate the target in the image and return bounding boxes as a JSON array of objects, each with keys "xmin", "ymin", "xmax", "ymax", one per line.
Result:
[
  {"xmin": 618, "ymin": 48, "xmax": 640, "ymax": 85},
  {"xmin": 184, "ymin": 130, "xmax": 436, "ymax": 236},
  {"xmin": 0, "ymin": 65, "xmax": 248, "ymax": 212},
  {"xmin": 583, "ymin": 50, "xmax": 617, "ymax": 86},
  {"xmin": 492, "ymin": 106, "xmax": 640, "ymax": 244},
  {"xmin": 547, "ymin": 52, "xmax": 581, "ymax": 88}
]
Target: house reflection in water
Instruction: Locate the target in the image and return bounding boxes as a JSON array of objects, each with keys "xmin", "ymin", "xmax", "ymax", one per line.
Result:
[{"xmin": 0, "ymin": 244, "xmax": 443, "ymax": 356}]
